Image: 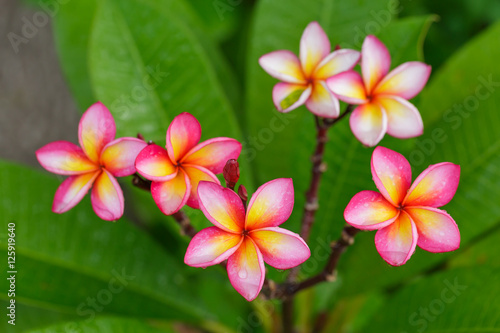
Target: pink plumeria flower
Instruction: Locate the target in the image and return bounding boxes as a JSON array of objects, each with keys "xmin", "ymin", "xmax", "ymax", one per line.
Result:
[
  {"xmin": 184, "ymin": 179, "xmax": 310, "ymax": 301},
  {"xmin": 326, "ymin": 35, "xmax": 431, "ymax": 146},
  {"xmin": 36, "ymin": 102, "xmax": 147, "ymax": 221},
  {"xmin": 344, "ymin": 147, "xmax": 460, "ymax": 266},
  {"xmin": 259, "ymin": 21, "xmax": 360, "ymax": 118},
  {"xmin": 135, "ymin": 112, "xmax": 242, "ymax": 215}
]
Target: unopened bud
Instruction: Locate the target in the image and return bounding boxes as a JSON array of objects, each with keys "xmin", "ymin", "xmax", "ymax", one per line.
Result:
[
  {"xmin": 137, "ymin": 133, "xmax": 145, "ymax": 141},
  {"xmin": 223, "ymin": 159, "xmax": 239, "ymax": 189},
  {"xmin": 334, "ymin": 44, "xmax": 341, "ymax": 51},
  {"xmin": 238, "ymin": 185, "xmax": 248, "ymax": 202}
]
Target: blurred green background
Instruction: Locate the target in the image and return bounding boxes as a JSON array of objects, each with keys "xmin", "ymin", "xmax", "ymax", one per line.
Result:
[{"xmin": 1, "ymin": 0, "xmax": 500, "ymax": 332}]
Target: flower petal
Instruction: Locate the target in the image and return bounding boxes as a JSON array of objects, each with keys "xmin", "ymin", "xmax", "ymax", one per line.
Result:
[
  {"xmin": 314, "ymin": 49, "xmax": 361, "ymax": 80},
  {"xmin": 371, "ymin": 146, "xmax": 412, "ymax": 206},
  {"xmin": 272, "ymin": 82, "xmax": 311, "ymax": 112},
  {"xmin": 52, "ymin": 171, "xmax": 100, "ymax": 214},
  {"xmin": 404, "ymin": 163, "xmax": 461, "ymax": 207},
  {"xmin": 184, "ymin": 227, "xmax": 243, "ymax": 268},
  {"xmin": 375, "ymin": 212, "xmax": 418, "ymax": 266},
  {"xmin": 362, "ymin": 35, "xmax": 391, "ymax": 95},
  {"xmin": 326, "ymin": 70, "xmax": 368, "ymax": 104},
  {"xmin": 376, "ymin": 96, "xmax": 423, "ymax": 139},
  {"xmin": 197, "ymin": 181, "xmax": 245, "ymax": 233},
  {"xmin": 344, "ymin": 191, "xmax": 399, "ymax": 230},
  {"xmin": 259, "ymin": 50, "xmax": 306, "ymax": 84},
  {"xmin": 300, "ymin": 22, "xmax": 330, "ymax": 77},
  {"xmin": 305, "ymin": 80, "xmax": 340, "ymax": 118},
  {"xmin": 405, "ymin": 207, "xmax": 460, "ymax": 253},
  {"xmin": 182, "ymin": 138, "xmax": 242, "ymax": 174},
  {"xmin": 374, "ymin": 61, "xmax": 431, "ymax": 100},
  {"xmin": 135, "ymin": 144, "xmax": 177, "ymax": 182},
  {"xmin": 91, "ymin": 169, "xmax": 124, "ymax": 221},
  {"xmin": 227, "ymin": 237, "xmax": 265, "ymax": 301},
  {"xmin": 246, "ymin": 178, "xmax": 294, "ymax": 230},
  {"xmin": 183, "ymin": 165, "xmax": 220, "ymax": 209},
  {"xmin": 36, "ymin": 141, "xmax": 98, "ymax": 175},
  {"xmin": 349, "ymin": 102, "xmax": 387, "ymax": 147},
  {"xmin": 100, "ymin": 138, "xmax": 147, "ymax": 177},
  {"xmin": 78, "ymin": 102, "xmax": 116, "ymax": 163},
  {"xmin": 166, "ymin": 112, "xmax": 201, "ymax": 162},
  {"xmin": 250, "ymin": 227, "xmax": 310, "ymax": 269},
  {"xmin": 151, "ymin": 169, "xmax": 190, "ymax": 215}
]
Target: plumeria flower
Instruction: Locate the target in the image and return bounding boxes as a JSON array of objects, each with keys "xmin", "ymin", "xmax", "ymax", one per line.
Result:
[
  {"xmin": 326, "ymin": 35, "xmax": 431, "ymax": 146},
  {"xmin": 259, "ymin": 21, "xmax": 360, "ymax": 118},
  {"xmin": 344, "ymin": 147, "xmax": 460, "ymax": 266},
  {"xmin": 184, "ymin": 179, "xmax": 310, "ymax": 301},
  {"xmin": 135, "ymin": 112, "xmax": 241, "ymax": 215},
  {"xmin": 36, "ymin": 102, "xmax": 147, "ymax": 221}
]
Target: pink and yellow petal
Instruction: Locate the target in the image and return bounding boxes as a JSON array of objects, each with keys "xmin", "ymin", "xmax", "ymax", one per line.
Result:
[
  {"xmin": 78, "ymin": 102, "xmax": 116, "ymax": 163},
  {"xmin": 151, "ymin": 169, "xmax": 190, "ymax": 215},
  {"xmin": 246, "ymin": 178, "xmax": 294, "ymax": 230},
  {"xmin": 259, "ymin": 50, "xmax": 306, "ymax": 84},
  {"xmin": 272, "ymin": 82, "xmax": 311, "ymax": 112},
  {"xmin": 373, "ymin": 62, "xmax": 431, "ymax": 100},
  {"xmin": 344, "ymin": 190, "xmax": 399, "ymax": 230},
  {"xmin": 349, "ymin": 102, "xmax": 387, "ymax": 147},
  {"xmin": 166, "ymin": 112, "xmax": 201, "ymax": 162},
  {"xmin": 36, "ymin": 141, "xmax": 98, "ymax": 175},
  {"xmin": 361, "ymin": 35, "xmax": 391, "ymax": 94},
  {"xmin": 91, "ymin": 169, "xmax": 124, "ymax": 221},
  {"xmin": 135, "ymin": 144, "xmax": 177, "ymax": 182},
  {"xmin": 326, "ymin": 70, "xmax": 368, "ymax": 104},
  {"xmin": 184, "ymin": 227, "xmax": 243, "ymax": 268},
  {"xmin": 313, "ymin": 49, "xmax": 361, "ymax": 80},
  {"xmin": 250, "ymin": 227, "xmax": 310, "ymax": 270},
  {"xmin": 52, "ymin": 171, "xmax": 100, "ymax": 214},
  {"xmin": 404, "ymin": 163, "xmax": 461, "ymax": 207},
  {"xmin": 100, "ymin": 138, "xmax": 147, "ymax": 177},
  {"xmin": 405, "ymin": 207, "xmax": 460, "ymax": 253},
  {"xmin": 305, "ymin": 80, "xmax": 340, "ymax": 118},
  {"xmin": 182, "ymin": 165, "xmax": 220, "ymax": 209},
  {"xmin": 197, "ymin": 180, "xmax": 245, "ymax": 233},
  {"xmin": 182, "ymin": 138, "xmax": 242, "ymax": 174},
  {"xmin": 374, "ymin": 212, "xmax": 418, "ymax": 266},
  {"xmin": 300, "ymin": 21, "xmax": 330, "ymax": 77},
  {"xmin": 227, "ymin": 237, "xmax": 265, "ymax": 301},
  {"xmin": 371, "ymin": 146, "xmax": 412, "ymax": 206},
  {"xmin": 376, "ymin": 96, "xmax": 423, "ymax": 139}
]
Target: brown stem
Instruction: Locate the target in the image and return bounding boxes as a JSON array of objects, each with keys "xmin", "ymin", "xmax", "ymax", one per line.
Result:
[
  {"xmin": 172, "ymin": 210, "xmax": 198, "ymax": 238},
  {"xmin": 132, "ymin": 173, "xmax": 151, "ymax": 191},
  {"xmin": 282, "ymin": 297, "xmax": 295, "ymax": 333}
]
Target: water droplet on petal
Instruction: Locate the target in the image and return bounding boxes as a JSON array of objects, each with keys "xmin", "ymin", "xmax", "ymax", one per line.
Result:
[{"xmin": 238, "ymin": 267, "xmax": 248, "ymax": 279}]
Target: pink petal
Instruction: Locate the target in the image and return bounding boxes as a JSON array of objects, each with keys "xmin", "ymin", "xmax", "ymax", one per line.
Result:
[
  {"xmin": 376, "ymin": 96, "xmax": 423, "ymax": 139},
  {"xmin": 100, "ymin": 138, "xmax": 147, "ymax": 177},
  {"xmin": 166, "ymin": 112, "xmax": 201, "ymax": 162},
  {"xmin": 91, "ymin": 169, "xmax": 124, "ymax": 221},
  {"xmin": 184, "ymin": 227, "xmax": 243, "ymax": 268},
  {"xmin": 250, "ymin": 227, "xmax": 310, "ymax": 269},
  {"xmin": 182, "ymin": 165, "xmax": 220, "ymax": 209},
  {"xmin": 52, "ymin": 171, "xmax": 100, "ymax": 214},
  {"xmin": 371, "ymin": 146, "xmax": 412, "ymax": 206},
  {"xmin": 182, "ymin": 138, "xmax": 242, "ymax": 174},
  {"xmin": 227, "ymin": 237, "xmax": 265, "ymax": 301},
  {"xmin": 305, "ymin": 80, "xmax": 340, "ymax": 118},
  {"xmin": 78, "ymin": 102, "xmax": 116, "ymax": 163},
  {"xmin": 259, "ymin": 50, "xmax": 307, "ymax": 84},
  {"xmin": 325, "ymin": 70, "xmax": 368, "ymax": 105},
  {"xmin": 375, "ymin": 212, "xmax": 418, "ymax": 266},
  {"xmin": 246, "ymin": 178, "xmax": 294, "ymax": 230},
  {"xmin": 197, "ymin": 181, "xmax": 245, "ymax": 233},
  {"xmin": 349, "ymin": 103, "xmax": 387, "ymax": 147},
  {"xmin": 404, "ymin": 163, "xmax": 461, "ymax": 207},
  {"xmin": 272, "ymin": 82, "xmax": 311, "ymax": 112},
  {"xmin": 374, "ymin": 62, "xmax": 431, "ymax": 100},
  {"xmin": 36, "ymin": 141, "xmax": 98, "ymax": 175},
  {"xmin": 344, "ymin": 191, "xmax": 400, "ymax": 230},
  {"xmin": 313, "ymin": 49, "xmax": 361, "ymax": 80},
  {"xmin": 300, "ymin": 21, "xmax": 330, "ymax": 77},
  {"xmin": 405, "ymin": 207, "xmax": 460, "ymax": 253},
  {"xmin": 135, "ymin": 144, "xmax": 177, "ymax": 182},
  {"xmin": 361, "ymin": 35, "xmax": 391, "ymax": 95},
  {"xmin": 151, "ymin": 169, "xmax": 190, "ymax": 215}
]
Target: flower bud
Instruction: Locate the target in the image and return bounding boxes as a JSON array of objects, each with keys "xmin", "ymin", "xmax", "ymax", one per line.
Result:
[{"xmin": 223, "ymin": 159, "xmax": 239, "ymax": 189}]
